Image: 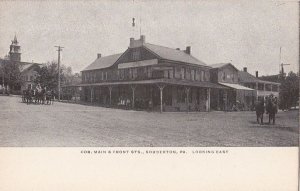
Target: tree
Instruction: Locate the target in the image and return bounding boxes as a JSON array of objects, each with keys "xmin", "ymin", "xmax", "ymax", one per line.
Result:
[
  {"xmin": 34, "ymin": 61, "xmax": 62, "ymax": 90},
  {"xmin": 279, "ymin": 71, "xmax": 299, "ymax": 110},
  {"xmin": 0, "ymin": 59, "xmax": 23, "ymax": 91},
  {"xmin": 34, "ymin": 61, "xmax": 77, "ymax": 90}
]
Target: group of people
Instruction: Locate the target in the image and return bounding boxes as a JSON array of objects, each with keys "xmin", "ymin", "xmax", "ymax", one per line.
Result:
[
  {"xmin": 22, "ymin": 84, "xmax": 54, "ymax": 105},
  {"xmin": 255, "ymin": 94, "xmax": 278, "ymax": 125}
]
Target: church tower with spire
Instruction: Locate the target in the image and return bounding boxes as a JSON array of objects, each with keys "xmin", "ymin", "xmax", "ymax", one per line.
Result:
[{"xmin": 9, "ymin": 35, "xmax": 21, "ymax": 62}]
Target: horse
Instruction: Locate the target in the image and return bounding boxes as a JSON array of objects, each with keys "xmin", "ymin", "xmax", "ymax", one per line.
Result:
[
  {"xmin": 33, "ymin": 87, "xmax": 46, "ymax": 104},
  {"xmin": 255, "ymin": 99, "xmax": 265, "ymax": 125},
  {"xmin": 45, "ymin": 90, "xmax": 54, "ymax": 105},
  {"xmin": 24, "ymin": 89, "xmax": 34, "ymax": 104},
  {"xmin": 266, "ymin": 96, "xmax": 277, "ymax": 125}
]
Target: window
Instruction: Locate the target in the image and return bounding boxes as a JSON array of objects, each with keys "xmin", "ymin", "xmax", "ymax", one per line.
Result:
[
  {"xmin": 175, "ymin": 67, "xmax": 181, "ymax": 78},
  {"xmin": 181, "ymin": 67, "xmax": 185, "ymax": 79},
  {"xmin": 147, "ymin": 67, "xmax": 152, "ymax": 78},
  {"xmin": 129, "ymin": 69, "xmax": 132, "ymax": 79},
  {"xmin": 169, "ymin": 68, "xmax": 174, "ymax": 79},
  {"xmin": 191, "ymin": 69, "xmax": 195, "ymax": 81},
  {"xmin": 164, "ymin": 70, "xmax": 168, "ymax": 78},
  {"xmin": 137, "ymin": 67, "xmax": 144, "ymax": 79},
  {"xmin": 222, "ymin": 72, "xmax": 226, "ymax": 81},
  {"xmin": 119, "ymin": 69, "xmax": 124, "ymax": 80},
  {"xmin": 132, "ymin": 68, "xmax": 137, "ymax": 79},
  {"xmin": 186, "ymin": 68, "xmax": 191, "ymax": 80},
  {"xmin": 152, "ymin": 70, "xmax": 164, "ymax": 78},
  {"xmin": 132, "ymin": 49, "xmax": 140, "ymax": 61},
  {"xmin": 196, "ymin": 70, "xmax": 200, "ymax": 81},
  {"xmin": 205, "ymin": 71, "xmax": 209, "ymax": 81},
  {"xmin": 201, "ymin": 71, "xmax": 204, "ymax": 81},
  {"xmin": 272, "ymin": 85, "xmax": 278, "ymax": 92},
  {"xmin": 124, "ymin": 69, "xmax": 129, "ymax": 79}
]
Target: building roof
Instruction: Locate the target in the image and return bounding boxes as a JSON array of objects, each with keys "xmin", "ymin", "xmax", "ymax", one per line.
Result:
[
  {"xmin": 19, "ymin": 62, "xmax": 43, "ymax": 72},
  {"xmin": 238, "ymin": 71, "xmax": 280, "ymax": 85},
  {"xmin": 82, "ymin": 53, "xmax": 123, "ymax": 71},
  {"xmin": 143, "ymin": 43, "xmax": 207, "ymax": 66},
  {"xmin": 20, "ymin": 64, "xmax": 34, "ymax": 72},
  {"xmin": 209, "ymin": 63, "xmax": 238, "ymax": 71}
]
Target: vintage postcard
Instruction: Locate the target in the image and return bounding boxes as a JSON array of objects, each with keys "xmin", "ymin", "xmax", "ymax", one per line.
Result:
[{"xmin": 0, "ymin": 0, "xmax": 298, "ymax": 190}]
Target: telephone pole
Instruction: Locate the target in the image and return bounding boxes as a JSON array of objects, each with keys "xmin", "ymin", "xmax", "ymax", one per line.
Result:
[
  {"xmin": 279, "ymin": 47, "xmax": 290, "ymax": 78},
  {"xmin": 55, "ymin": 46, "xmax": 64, "ymax": 101}
]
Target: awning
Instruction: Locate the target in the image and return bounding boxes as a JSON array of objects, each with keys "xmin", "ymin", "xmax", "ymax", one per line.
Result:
[{"xmin": 219, "ymin": 82, "xmax": 254, "ymax": 91}]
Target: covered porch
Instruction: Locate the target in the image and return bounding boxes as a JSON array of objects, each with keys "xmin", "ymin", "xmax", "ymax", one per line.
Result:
[
  {"xmin": 211, "ymin": 82, "xmax": 255, "ymax": 111},
  {"xmin": 77, "ymin": 79, "xmax": 227, "ymax": 112}
]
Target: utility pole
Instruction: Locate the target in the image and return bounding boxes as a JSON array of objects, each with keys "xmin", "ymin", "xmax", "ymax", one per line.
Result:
[
  {"xmin": 55, "ymin": 46, "xmax": 64, "ymax": 101},
  {"xmin": 279, "ymin": 47, "xmax": 290, "ymax": 78}
]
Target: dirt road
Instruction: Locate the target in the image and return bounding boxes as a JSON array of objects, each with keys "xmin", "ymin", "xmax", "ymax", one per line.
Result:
[{"xmin": 0, "ymin": 96, "xmax": 298, "ymax": 146}]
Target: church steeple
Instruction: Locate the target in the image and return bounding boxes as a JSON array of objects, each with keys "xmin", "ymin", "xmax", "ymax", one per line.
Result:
[{"xmin": 9, "ymin": 34, "xmax": 21, "ymax": 62}]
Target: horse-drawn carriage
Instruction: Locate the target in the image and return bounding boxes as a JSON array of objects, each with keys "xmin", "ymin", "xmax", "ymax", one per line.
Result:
[{"xmin": 22, "ymin": 84, "xmax": 54, "ymax": 105}]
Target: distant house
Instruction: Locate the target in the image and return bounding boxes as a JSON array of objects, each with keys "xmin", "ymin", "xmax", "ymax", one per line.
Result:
[
  {"xmin": 209, "ymin": 63, "xmax": 255, "ymax": 111},
  {"xmin": 20, "ymin": 62, "xmax": 42, "ymax": 91},
  {"xmin": 238, "ymin": 67, "xmax": 280, "ymax": 101}
]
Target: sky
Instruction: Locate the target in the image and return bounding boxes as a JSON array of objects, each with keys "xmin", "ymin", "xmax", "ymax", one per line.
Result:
[{"xmin": 0, "ymin": 0, "xmax": 298, "ymax": 76}]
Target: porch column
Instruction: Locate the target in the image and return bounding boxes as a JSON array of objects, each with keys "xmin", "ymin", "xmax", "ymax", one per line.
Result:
[
  {"xmin": 108, "ymin": 86, "xmax": 113, "ymax": 105},
  {"xmin": 217, "ymin": 89, "xmax": 220, "ymax": 110},
  {"xmin": 99, "ymin": 86, "xmax": 101, "ymax": 103},
  {"xmin": 185, "ymin": 87, "xmax": 190, "ymax": 112},
  {"xmin": 131, "ymin": 85, "xmax": 137, "ymax": 108},
  {"xmin": 206, "ymin": 88, "xmax": 211, "ymax": 112},
  {"xmin": 270, "ymin": 84, "xmax": 273, "ymax": 92},
  {"xmin": 90, "ymin": 86, "xmax": 93, "ymax": 103},
  {"xmin": 157, "ymin": 84, "xmax": 165, "ymax": 113}
]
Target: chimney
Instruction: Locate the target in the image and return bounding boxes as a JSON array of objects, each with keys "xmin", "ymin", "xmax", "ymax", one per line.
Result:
[
  {"xmin": 243, "ymin": 67, "xmax": 247, "ymax": 72},
  {"xmin": 255, "ymin": 71, "xmax": 258, "ymax": 78},
  {"xmin": 185, "ymin": 46, "xmax": 191, "ymax": 54},
  {"xmin": 97, "ymin": 53, "xmax": 102, "ymax": 59},
  {"xmin": 140, "ymin": 35, "xmax": 145, "ymax": 43}
]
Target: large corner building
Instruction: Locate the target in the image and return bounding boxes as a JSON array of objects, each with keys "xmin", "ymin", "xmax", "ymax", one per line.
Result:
[{"xmin": 79, "ymin": 35, "xmax": 260, "ymax": 112}]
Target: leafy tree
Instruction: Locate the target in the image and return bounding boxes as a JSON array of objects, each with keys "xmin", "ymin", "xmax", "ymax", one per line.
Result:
[
  {"xmin": 279, "ymin": 71, "xmax": 299, "ymax": 110},
  {"xmin": 34, "ymin": 61, "xmax": 77, "ymax": 90},
  {"xmin": 0, "ymin": 59, "xmax": 23, "ymax": 91}
]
